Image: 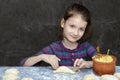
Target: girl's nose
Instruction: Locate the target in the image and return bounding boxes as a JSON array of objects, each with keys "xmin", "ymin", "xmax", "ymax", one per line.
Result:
[{"xmin": 73, "ymin": 29, "xmax": 79, "ymax": 35}]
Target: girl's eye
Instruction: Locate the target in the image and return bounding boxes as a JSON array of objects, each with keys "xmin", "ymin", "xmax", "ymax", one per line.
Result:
[
  {"xmin": 79, "ymin": 28, "xmax": 85, "ymax": 31},
  {"xmin": 70, "ymin": 25, "xmax": 75, "ymax": 28}
]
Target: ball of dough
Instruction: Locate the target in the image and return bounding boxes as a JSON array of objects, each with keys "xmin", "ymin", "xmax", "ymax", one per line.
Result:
[
  {"xmin": 100, "ymin": 75, "xmax": 118, "ymax": 80},
  {"xmin": 21, "ymin": 78, "xmax": 33, "ymax": 80},
  {"xmin": 83, "ymin": 74, "xmax": 96, "ymax": 80},
  {"xmin": 53, "ymin": 66, "xmax": 75, "ymax": 74},
  {"xmin": 2, "ymin": 74, "xmax": 18, "ymax": 80},
  {"xmin": 5, "ymin": 68, "xmax": 19, "ymax": 76},
  {"xmin": 114, "ymin": 73, "xmax": 120, "ymax": 80}
]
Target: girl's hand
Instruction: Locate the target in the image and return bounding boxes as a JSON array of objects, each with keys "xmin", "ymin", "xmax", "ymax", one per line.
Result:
[
  {"xmin": 41, "ymin": 54, "xmax": 60, "ymax": 70},
  {"xmin": 73, "ymin": 58, "xmax": 93, "ymax": 69}
]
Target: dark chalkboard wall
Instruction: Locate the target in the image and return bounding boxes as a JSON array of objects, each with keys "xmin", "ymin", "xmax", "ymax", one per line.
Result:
[{"xmin": 0, "ymin": 0, "xmax": 120, "ymax": 66}]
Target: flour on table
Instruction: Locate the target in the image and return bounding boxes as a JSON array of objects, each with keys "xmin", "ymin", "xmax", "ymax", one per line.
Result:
[{"xmin": 53, "ymin": 66, "xmax": 75, "ymax": 74}]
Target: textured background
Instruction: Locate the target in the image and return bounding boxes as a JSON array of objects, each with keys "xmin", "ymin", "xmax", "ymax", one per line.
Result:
[{"xmin": 0, "ymin": 0, "xmax": 120, "ymax": 66}]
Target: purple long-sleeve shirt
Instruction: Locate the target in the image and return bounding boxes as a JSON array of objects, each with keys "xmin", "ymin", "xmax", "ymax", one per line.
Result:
[{"xmin": 20, "ymin": 41, "xmax": 97, "ymax": 66}]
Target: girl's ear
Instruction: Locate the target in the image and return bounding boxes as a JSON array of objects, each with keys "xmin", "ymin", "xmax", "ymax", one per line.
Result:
[{"xmin": 60, "ymin": 18, "xmax": 65, "ymax": 28}]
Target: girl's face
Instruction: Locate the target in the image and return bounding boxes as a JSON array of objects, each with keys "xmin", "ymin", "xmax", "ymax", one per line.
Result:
[{"xmin": 61, "ymin": 14, "xmax": 87, "ymax": 43}]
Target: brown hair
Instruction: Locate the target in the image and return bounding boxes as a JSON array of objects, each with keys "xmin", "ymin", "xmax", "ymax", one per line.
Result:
[{"xmin": 62, "ymin": 3, "xmax": 92, "ymax": 43}]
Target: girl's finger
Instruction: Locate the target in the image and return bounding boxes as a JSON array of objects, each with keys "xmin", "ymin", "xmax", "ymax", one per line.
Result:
[
  {"xmin": 54, "ymin": 55, "xmax": 61, "ymax": 61},
  {"xmin": 77, "ymin": 58, "xmax": 83, "ymax": 66},
  {"xmin": 79, "ymin": 62, "xmax": 84, "ymax": 68},
  {"xmin": 51, "ymin": 61, "xmax": 57, "ymax": 70},
  {"xmin": 57, "ymin": 57, "xmax": 61, "ymax": 61},
  {"xmin": 78, "ymin": 59, "xmax": 85, "ymax": 68},
  {"xmin": 52, "ymin": 58, "xmax": 59, "ymax": 69},
  {"xmin": 74, "ymin": 59, "xmax": 79, "ymax": 67},
  {"xmin": 78, "ymin": 58, "xmax": 83, "ymax": 64}
]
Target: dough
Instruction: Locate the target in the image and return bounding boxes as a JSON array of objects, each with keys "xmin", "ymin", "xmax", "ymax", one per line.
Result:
[
  {"xmin": 2, "ymin": 74, "xmax": 18, "ymax": 80},
  {"xmin": 53, "ymin": 66, "xmax": 75, "ymax": 74},
  {"xmin": 83, "ymin": 74, "xmax": 96, "ymax": 80},
  {"xmin": 100, "ymin": 75, "xmax": 118, "ymax": 80},
  {"xmin": 5, "ymin": 68, "xmax": 19, "ymax": 76},
  {"xmin": 114, "ymin": 73, "xmax": 120, "ymax": 80},
  {"xmin": 2, "ymin": 68, "xmax": 19, "ymax": 80},
  {"xmin": 21, "ymin": 78, "xmax": 33, "ymax": 80}
]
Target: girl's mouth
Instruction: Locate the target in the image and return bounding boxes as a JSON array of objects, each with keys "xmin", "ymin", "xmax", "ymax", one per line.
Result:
[{"xmin": 71, "ymin": 35, "xmax": 79, "ymax": 39}]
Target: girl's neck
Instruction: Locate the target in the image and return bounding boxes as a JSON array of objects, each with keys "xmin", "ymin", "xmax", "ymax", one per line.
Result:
[{"xmin": 62, "ymin": 40, "xmax": 78, "ymax": 50}]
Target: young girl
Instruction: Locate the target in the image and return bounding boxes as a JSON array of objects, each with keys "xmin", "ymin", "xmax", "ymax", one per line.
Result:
[{"xmin": 20, "ymin": 3, "xmax": 97, "ymax": 70}]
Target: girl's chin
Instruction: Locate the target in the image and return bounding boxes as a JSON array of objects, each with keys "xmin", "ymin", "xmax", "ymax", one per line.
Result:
[
  {"xmin": 67, "ymin": 39, "xmax": 78, "ymax": 43},
  {"xmin": 64, "ymin": 37, "xmax": 79, "ymax": 43}
]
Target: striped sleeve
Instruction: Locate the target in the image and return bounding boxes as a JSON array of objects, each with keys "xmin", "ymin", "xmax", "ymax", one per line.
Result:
[
  {"xmin": 19, "ymin": 57, "xmax": 28, "ymax": 66},
  {"xmin": 20, "ymin": 44, "xmax": 54, "ymax": 66},
  {"xmin": 37, "ymin": 45, "xmax": 54, "ymax": 55},
  {"xmin": 85, "ymin": 42, "xmax": 97, "ymax": 57}
]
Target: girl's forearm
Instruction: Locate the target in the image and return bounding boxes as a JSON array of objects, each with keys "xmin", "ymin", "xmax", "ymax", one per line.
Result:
[
  {"xmin": 23, "ymin": 55, "xmax": 43, "ymax": 66},
  {"xmin": 86, "ymin": 61, "xmax": 93, "ymax": 68}
]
